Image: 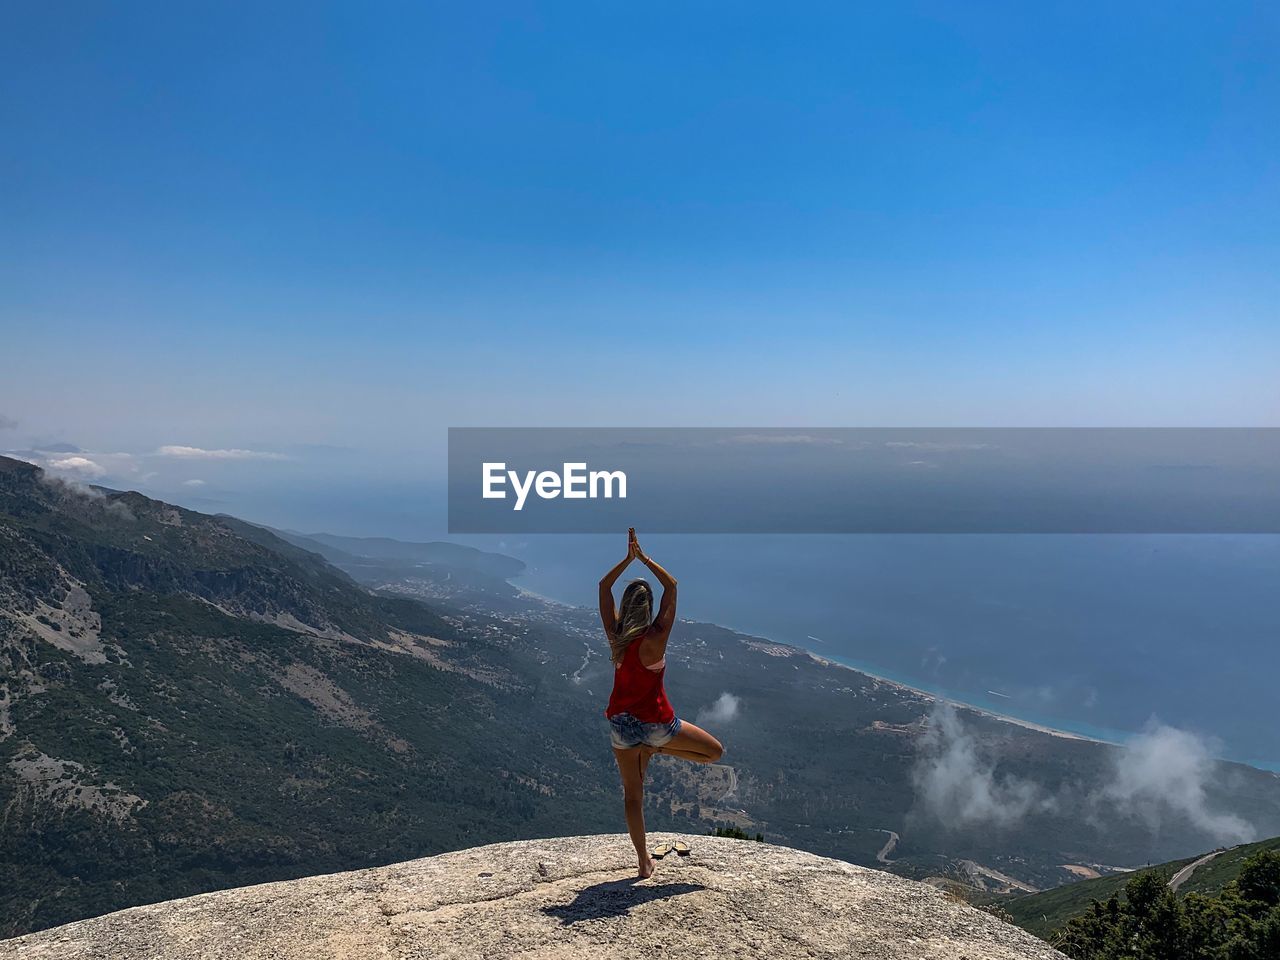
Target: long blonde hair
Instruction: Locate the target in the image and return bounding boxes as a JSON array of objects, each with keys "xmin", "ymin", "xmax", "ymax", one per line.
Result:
[{"xmin": 610, "ymin": 579, "xmax": 653, "ymax": 664}]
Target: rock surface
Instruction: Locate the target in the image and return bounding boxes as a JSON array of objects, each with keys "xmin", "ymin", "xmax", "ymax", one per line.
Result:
[{"xmin": 1, "ymin": 834, "xmax": 1066, "ymax": 959}]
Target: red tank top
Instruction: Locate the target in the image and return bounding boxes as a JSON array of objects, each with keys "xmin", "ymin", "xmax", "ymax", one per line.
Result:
[{"xmin": 605, "ymin": 635, "xmax": 675, "ymax": 724}]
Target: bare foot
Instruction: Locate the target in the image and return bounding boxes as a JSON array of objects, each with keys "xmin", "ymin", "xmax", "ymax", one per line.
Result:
[{"xmin": 638, "ymin": 855, "xmax": 656, "ymax": 879}]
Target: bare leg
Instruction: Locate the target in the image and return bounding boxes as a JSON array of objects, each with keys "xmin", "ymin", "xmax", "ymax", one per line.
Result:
[
  {"xmin": 613, "ymin": 746, "xmax": 657, "ymax": 877},
  {"xmin": 656, "ymin": 720, "xmax": 723, "ymax": 764}
]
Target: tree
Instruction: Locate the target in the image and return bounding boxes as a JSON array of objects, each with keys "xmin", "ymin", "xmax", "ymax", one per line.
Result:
[
  {"xmin": 1237, "ymin": 851, "xmax": 1280, "ymax": 908},
  {"xmin": 1054, "ymin": 853, "xmax": 1280, "ymax": 960}
]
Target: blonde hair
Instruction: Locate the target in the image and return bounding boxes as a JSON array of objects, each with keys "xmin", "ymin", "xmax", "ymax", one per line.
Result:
[{"xmin": 610, "ymin": 579, "xmax": 653, "ymax": 664}]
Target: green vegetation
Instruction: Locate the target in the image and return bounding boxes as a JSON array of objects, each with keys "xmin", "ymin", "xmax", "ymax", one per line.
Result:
[
  {"xmin": 710, "ymin": 826, "xmax": 765, "ymax": 842},
  {"xmin": 1006, "ymin": 859, "xmax": 1196, "ymax": 938},
  {"xmin": 1181, "ymin": 837, "xmax": 1280, "ymax": 898},
  {"xmin": 0, "ymin": 459, "xmax": 621, "ymax": 936},
  {"xmin": 0, "ymin": 585, "xmax": 622, "ymax": 936},
  {"xmin": 1051, "ymin": 850, "xmax": 1280, "ymax": 959},
  {"xmin": 1006, "ymin": 836, "xmax": 1280, "ymax": 940}
]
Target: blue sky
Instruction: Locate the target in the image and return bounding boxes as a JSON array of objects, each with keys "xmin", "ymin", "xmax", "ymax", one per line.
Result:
[{"xmin": 1, "ymin": 2, "xmax": 1277, "ymax": 522}]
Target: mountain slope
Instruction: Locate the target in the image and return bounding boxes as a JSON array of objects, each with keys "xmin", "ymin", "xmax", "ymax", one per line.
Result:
[
  {"xmin": 255, "ymin": 523, "xmax": 528, "ymax": 602},
  {"xmin": 282, "ymin": 530, "xmax": 525, "ymax": 578},
  {"xmin": 1177, "ymin": 835, "xmax": 1280, "ymax": 896},
  {"xmin": 0, "ymin": 457, "xmax": 618, "ymax": 936},
  {"xmin": 1004, "ymin": 835, "xmax": 1280, "ymax": 938}
]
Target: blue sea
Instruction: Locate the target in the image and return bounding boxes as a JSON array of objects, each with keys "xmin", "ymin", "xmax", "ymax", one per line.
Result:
[{"xmin": 490, "ymin": 534, "xmax": 1279, "ymax": 769}]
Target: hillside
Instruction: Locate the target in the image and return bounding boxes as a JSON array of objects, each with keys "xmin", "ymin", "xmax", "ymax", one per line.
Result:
[
  {"xmin": 0, "ymin": 456, "xmax": 624, "ymax": 936},
  {"xmin": 1004, "ymin": 835, "xmax": 1280, "ymax": 939},
  {"xmin": 1176, "ymin": 835, "xmax": 1280, "ymax": 897},
  {"xmin": 282, "ymin": 530, "xmax": 526, "ymax": 578},
  {"xmin": 1003, "ymin": 859, "xmax": 1193, "ymax": 940},
  {"xmin": 0, "ymin": 834, "xmax": 1066, "ymax": 960},
  {"xmin": 4, "ymin": 455, "xmax": 1280, "ymax": 939}
]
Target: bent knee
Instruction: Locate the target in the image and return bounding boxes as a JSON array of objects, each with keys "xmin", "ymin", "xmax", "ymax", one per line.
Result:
[{"xmin": 706, "ymin": 741, "xmax": 724, "ymax": 763}]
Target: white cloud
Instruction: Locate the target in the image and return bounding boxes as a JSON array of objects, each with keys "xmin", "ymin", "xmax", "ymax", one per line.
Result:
[
  {"xmin": 695, "ymin": 692, "xmax": 740, "ymax": 726},
  {"xmin": 0, "ymin": 414, "xmax": 17, "ymax": 430},
  {"xmin": 47, "ymin": 456, "xmax": 107, "ymax": 478},
  {"xmin": 182, "ymin": 479, "xmax": 207, "ymax": 487},
  {"xmin": 36, "ymin": 471, "xmax": 136, "ymax": 521},
  {"xmin": 17, "ymin": 449, "xmax": 138, "ymax": 478},
  {"xmin": 155, "ymin": 445, "xmax": 288, "ymax": 461},
  {"xmin": 911, "ymin": 706, "xmax": 1255, "ymax": 845},
  {"xmin": 912, "ymin": 703, "xmax": 1057, "ymax": 827},
  {"xmin": 1099, "ymin": 723, "xmax": 1254, "ymax": 845}
]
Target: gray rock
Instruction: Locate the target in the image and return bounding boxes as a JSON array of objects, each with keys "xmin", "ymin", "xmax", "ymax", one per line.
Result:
[{"xmin": 2, "ymin": 834, "xmax": 1066, "ymax": 959}]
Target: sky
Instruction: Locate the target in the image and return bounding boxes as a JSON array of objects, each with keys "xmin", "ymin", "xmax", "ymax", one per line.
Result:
[{"xmin": 1, "ymin": 2, "xmax": 1277, "ymax": 527}]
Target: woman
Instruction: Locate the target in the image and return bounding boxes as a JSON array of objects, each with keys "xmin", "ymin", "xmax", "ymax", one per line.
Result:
[{"xmin": 600, "ymin": 528, "xmax": 723, "ymax": 878}]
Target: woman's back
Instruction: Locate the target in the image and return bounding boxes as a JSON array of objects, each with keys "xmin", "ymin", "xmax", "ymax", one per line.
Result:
[{"xmin": 606, "ymin": 634, "xmax": 674, "ymax": 724}]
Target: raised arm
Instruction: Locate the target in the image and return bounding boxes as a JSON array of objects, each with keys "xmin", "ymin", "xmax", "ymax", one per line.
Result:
[
  {"xmin": 598, "ymin": 530, "xmax": 638, "ymax": 635},
  {"xmin": 635, "ymin": 543, "xmax": 677, "ymax": 634}
]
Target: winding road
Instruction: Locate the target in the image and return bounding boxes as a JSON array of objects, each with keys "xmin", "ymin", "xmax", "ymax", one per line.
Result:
[
  {"xmin": 717, "ymin": 765, "xmax": 739, "ymax": 804},
  {"xmin": 876, "ymin": 829, "xmax": 899, "ymax": 864},
  {"xmin": 1169, "ymin": 850, "xmax": 1225, "ymax": 891}
]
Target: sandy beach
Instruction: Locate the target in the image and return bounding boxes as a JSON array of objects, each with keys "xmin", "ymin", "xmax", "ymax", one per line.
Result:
[{"xmin": 794, "ymin": 644, "xmax": 1115, "ymax": 745}]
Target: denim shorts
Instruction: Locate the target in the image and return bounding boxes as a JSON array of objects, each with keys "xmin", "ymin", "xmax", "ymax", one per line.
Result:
[{"xmin": 608, "ymin": 713, "xmax": 682, "ymax": 750}]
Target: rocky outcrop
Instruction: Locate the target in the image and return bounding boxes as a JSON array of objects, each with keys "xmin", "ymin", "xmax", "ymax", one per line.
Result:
[{"xmin": 1, "ymin": 834, "xmax": 1064, "ymax": 959}]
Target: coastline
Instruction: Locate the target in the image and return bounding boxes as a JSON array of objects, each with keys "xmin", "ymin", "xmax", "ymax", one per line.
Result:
[
  {"xmin": 791, "ymin": 646, "xmax": 1280, "ymax": 770},
  {"xmin": 808, "ymin": 648, "xmax": 1116, "ymax": 745},
  {"xmin": 511, "ymin": 573, "xmax": 1280, "ymax": 769},
  {"xmin": 515, "ymin": 575, "xmax": 1120, "ymax": 747}
]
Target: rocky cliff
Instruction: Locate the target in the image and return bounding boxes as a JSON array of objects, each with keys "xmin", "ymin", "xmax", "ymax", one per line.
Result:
[{"xmin": 1, "ymin": 834, "xmax": 1064, "ymax": 959}]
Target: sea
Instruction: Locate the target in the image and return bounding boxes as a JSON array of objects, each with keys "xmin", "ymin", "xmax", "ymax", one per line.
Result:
[{"xmin": 488, "ymin": 534, "xmax": 1280, "ymax": 769}]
